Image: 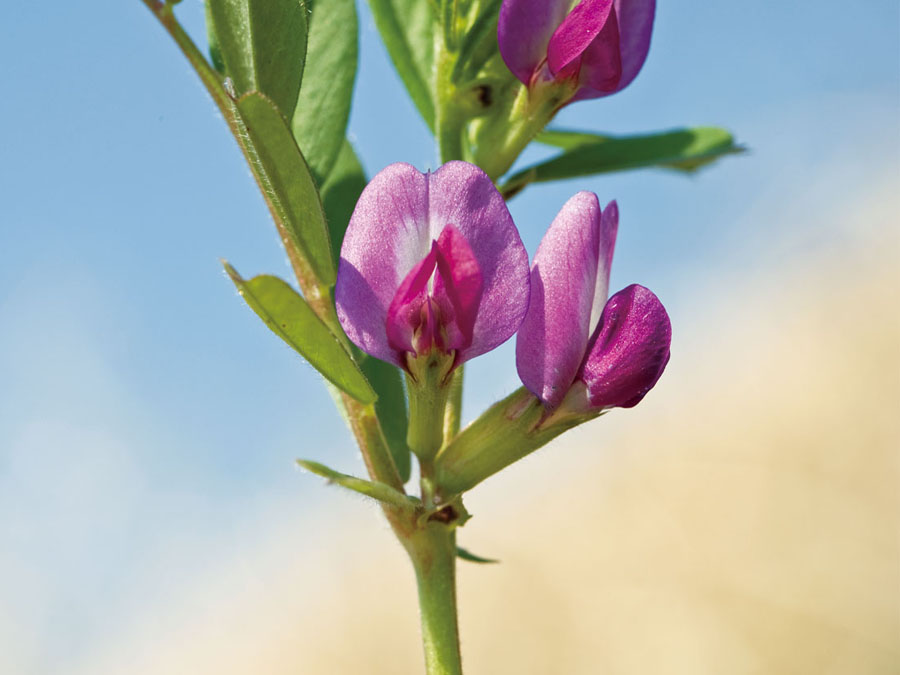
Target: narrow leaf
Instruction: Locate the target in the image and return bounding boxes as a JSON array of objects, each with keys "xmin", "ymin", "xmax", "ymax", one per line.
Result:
[
  {"xmin": 452, "ymin": 0, "xmax": 503, "ymax": 82},
  {"xmin": 503, "ymin": 127, "xmax": 745, "ymax": 197},
  {"xmin": 457, "ymin": 546, "xmax": 499, "ymax": 564},
  {"xmin": 236, "ymin": 92, "xmax": 336, "ymax": 285},
  {"xmin": 205, "ymin": 0, "xmax": 226, "ymax": 74},
  {"xmin": 296, "ymin": 459, "xmax": 417, "ymax": 509},
  {"xmin": 320, "ymin": 139, "xmax": 367, "ymax": 268},
  {"xmin": 207, "ymin": 0, "xmax": 308, "ymax": 118},
  {"xmin": 367, "ymin": 0, "xmax": 436, "ymax": 129},
  {"xmin": 226, "ymin": 264, "xmax": 375, "ymax": 403},
  {"xmin": 292, "ymin": 0, "xmax": 359, "ymax": 184},
  {"xmin": 535, "ymin": 128, "xmax": 612, "ymax": 151}
]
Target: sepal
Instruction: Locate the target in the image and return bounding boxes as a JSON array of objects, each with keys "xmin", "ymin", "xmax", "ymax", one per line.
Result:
[{"xmin": 435, "ymin": 387, "xmax": 597, "ymax": 495}]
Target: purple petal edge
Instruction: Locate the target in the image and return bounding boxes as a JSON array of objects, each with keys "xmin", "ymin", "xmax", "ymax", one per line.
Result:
[
  {"xmin": 498, "ymin": 0, "xmax": 571, "ymax": 84},
  {"xmin": 579, "ymin": 284, "xmax": 671, "ymax": 409},
  {"xmin": 336, "ymin": 163, "xmax": 429, "ymax": 367},
  {"xmin": 547, "ymin": 0, "xmax": 614, "ymax": 78},
  {"xmin": 516, "ymin": 191, "xmax": 604, "ymax": 408},
  {"xmin": 572, "ymin": 0, "xmax": 656, "ymax": 100}
]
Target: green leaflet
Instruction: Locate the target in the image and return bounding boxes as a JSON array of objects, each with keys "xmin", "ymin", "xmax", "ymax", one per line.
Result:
[
  {"xmin": 296, "ymin": 460, "xmax": 417, "ymax": 509},
  {"xmin": 456, "ymin": 546, "xmax": 499, "ymax": 564},
  {"xmin": 320, "ymin": 139, "xmax": 367, "ymax": 268},
  {"xmin": 225, "ymin": 264, "xmax": 376, "ymax": 404},
  {"xmin": 502, "ymin": 127, "xmax": 745, "ymax": 198},
  {"xmin": 236, "ymin": 92, "xmax": 335, "ymax": 285},
  {"xmin": 534, "ymin": 128, "xmax": 614, "ymax": 151},
  {"xmin": 292, "ymin": 0, "xmax": 359, "ymax": 185},
  {"xmin": 320, "ymin": 141, "xmax": 412, "ymax": 482},
  {"xmin": 205, "ymin": 0, "xmax": 226, "ymax": 74},
  {"xmin": 451, "ymin": 0, "xmax": 503, "ymax": 83},
  {"xmin": 207, "ymin": 0, "xmax": 308, "ymax": 118},
  {"xmin": 366, "ymin": 0, "xmax": 436, "ymax": 129}
]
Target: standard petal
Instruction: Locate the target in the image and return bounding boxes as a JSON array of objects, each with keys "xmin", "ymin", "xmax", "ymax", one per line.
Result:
[
  {"xmin": 427, "ymin": 162, "xmax": 531, "ymax": 363},
  {"xmin": 336, "ymin": 163, "xmax": 430, "ymax": 365},
  {"xmin": 579, "ymin": 284, "xmax": 671, "ymax": 409},
  {"xmin": 547, "ymin": 0, "xmax": 615, "ymax": 78},
  {"xmin": 498, "ymin": 0, "xmax": 571, "ymax": 84},
  {"xmin": 516, "ymin": 192, "xmax": 604, "ymax": 408}
]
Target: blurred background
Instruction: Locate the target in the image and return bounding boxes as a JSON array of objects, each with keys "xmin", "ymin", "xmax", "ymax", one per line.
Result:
[{"xmin": 1, "ymin": 1, "xmax": 898, "ymax": 673}]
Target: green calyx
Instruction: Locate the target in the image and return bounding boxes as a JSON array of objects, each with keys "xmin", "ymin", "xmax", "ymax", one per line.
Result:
[
  {"xmin": 405, "ymin": 350, "xmax": 457, "ymax": 462},
  {"xmin": 435, "ymin": 385, "xmax": 602, "ymax": 495}
]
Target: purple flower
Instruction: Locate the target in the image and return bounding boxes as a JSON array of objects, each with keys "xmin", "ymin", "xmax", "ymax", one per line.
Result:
[
  {"xmin": 336, "ymin": 161, "xmax": 531, "ymax": 370},
  {"xmin": 498, "ymin": 0, "xmax": 655, "ymax": 102},
  {"xmin": 516, "ymin": 192, "xmax": 670, "ymax": 410}
]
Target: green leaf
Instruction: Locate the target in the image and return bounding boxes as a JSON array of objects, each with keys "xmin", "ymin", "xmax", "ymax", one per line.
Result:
[
  {"xmin": 205, "ymin": 0, "xmax": 226, "ymax": 74},
  {"xmin": 451, "ymin": 0, "xmax": 503, "ymax": 82},
  {"xmin": 320, "ymin": 139, "xmax": 366, "ymax": 268},
  {"xmin": 236, "ymin": 92, "xmax": 336, "ymax": 285},
  {"xmin": 292, "ymin": 0, "xmax": 359, "ymax": 184},
  {"xmin": 456, "ymin": 546, "xmax": 499, "ymax": 564},
  {"xmin": 226, "ymin": 264, "xmax": 375, "ymax": 403},
  {"xmin": 503, "ymin": 127, "xmax": 745, "ymax": 197},
  {"xmin": 367, "ymin": 0, "xmax": 436, "ymax": 129},
  {"xmin": 534, "ymin": 128, "xmax": 613, "ymax": 151},
  {"xmin": 207, "ymin": 0, "xmax": 308, "ymax": 118},
  {"xmin": 296, "ymin": 459, "xmax": 418, "ymax": 509}
]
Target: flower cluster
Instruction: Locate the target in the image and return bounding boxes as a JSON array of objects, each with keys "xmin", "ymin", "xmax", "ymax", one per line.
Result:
[{"xmin": 335, "ymin": 162, "xmax": 671, "ymax": 415}]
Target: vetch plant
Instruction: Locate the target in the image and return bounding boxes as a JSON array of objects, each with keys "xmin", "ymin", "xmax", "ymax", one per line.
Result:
[{"xmin": 140, "ymin": 0, "xmax": 741, "ymax": 671}]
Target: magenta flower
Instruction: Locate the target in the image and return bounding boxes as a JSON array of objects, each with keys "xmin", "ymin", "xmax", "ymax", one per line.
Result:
[
  {"xmin": 516, "ymin": 192, "xmax": 670, "ymax": 410},
  {"xmin": 336, "ymin": 161, "xmax": 531, "ymax": 370},
  {"xmin": 498, "ymin": 0, "xmax": 655, "ymax": 101}
]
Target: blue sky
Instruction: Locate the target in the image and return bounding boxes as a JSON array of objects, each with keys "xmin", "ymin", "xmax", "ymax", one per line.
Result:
[{"xmin": 1, "ymin": 1, "xmax": 898, "ymax": 671}]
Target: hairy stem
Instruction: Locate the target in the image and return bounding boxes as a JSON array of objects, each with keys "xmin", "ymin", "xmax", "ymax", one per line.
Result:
[{"xmin": 406, "ymin": 524, "xmax": 464, "ymax": 675}]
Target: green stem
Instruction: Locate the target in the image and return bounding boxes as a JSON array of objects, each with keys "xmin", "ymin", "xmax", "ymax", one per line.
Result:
[
  {"xmin": 140, "ymin": 0, "xmax": 229, "ymax": 113},
  {"xmin": 435, "ymin": 51, "xmax": 467, "ymax": 163},
  {"xmin": 406, "ymin": 524, "xmax": 463, "ymax": 675}
]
